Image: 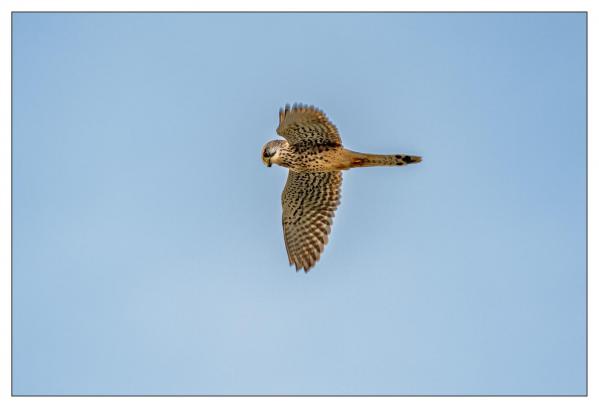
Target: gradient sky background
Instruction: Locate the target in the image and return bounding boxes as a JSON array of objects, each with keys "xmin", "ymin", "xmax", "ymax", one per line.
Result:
[{"xmin": 12, "ymin": 13, "xmax": 586, "ymax": 395}]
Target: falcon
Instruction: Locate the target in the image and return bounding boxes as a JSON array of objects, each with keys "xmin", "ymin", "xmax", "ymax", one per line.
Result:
[{"xmin": 262, "ymin": 103, "xmax": 422, "ymax": 273}]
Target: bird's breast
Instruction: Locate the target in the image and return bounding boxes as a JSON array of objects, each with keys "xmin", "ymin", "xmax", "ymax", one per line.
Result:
[{"xmin": 281, "ymin": 146, "xmax": 351, "ymax": 172}]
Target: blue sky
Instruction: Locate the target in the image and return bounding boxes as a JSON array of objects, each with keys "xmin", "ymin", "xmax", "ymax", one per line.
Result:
[{"xmin": 12, "ymin": 13, "xmax": 586, "ymax": 395}]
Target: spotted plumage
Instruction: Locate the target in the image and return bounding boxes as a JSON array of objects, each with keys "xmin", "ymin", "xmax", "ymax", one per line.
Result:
[{"xmin": 262, "ymin": 103, "xmax": 422, "ymax": 272}]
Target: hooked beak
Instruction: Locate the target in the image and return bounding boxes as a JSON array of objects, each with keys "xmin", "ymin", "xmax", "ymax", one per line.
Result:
[{"xmin": 262, "ymin": 157, "xmax": 272, "ymax": 167}]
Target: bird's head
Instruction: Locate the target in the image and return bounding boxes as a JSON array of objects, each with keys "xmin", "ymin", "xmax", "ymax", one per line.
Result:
[{"xmin": 261, "ymin": 140, "xmax": 285, "ymax": 168}]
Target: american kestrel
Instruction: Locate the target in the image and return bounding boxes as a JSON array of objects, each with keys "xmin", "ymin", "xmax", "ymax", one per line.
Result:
[{"xmin": 262, "ymin": 103, "xmax": 422, "ymax": 273}]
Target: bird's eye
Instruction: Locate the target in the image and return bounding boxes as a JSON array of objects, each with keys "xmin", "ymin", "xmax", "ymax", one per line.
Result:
[{"xmin": 264, "ymin": 149, "xmax": 273, "ymax": 158}]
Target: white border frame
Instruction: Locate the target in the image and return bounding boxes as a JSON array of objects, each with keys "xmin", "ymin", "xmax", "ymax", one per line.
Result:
[{"xmin": 1, "ymin": 1, "xmax": 594, "ymax": 407}]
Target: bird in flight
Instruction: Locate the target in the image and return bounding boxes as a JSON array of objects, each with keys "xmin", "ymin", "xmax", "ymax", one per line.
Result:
[{"xmin": 262, "ymin": 103, "xmax": 422, "ymax": 273}]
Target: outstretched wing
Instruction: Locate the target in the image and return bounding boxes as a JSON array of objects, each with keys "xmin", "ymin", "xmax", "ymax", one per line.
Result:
[
  {"xmin": 276, "ymin": 103, "xmax": 342, "ymax": 147},
  {"xmin": 281, "ymin": 170, "xmax": 342, "ymax": 272}
]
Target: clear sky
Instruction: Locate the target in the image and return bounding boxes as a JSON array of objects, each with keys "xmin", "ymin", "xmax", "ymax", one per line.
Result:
[{"xmin": 12, "ymin": 12, "xmax": 586, "ymax": 395}]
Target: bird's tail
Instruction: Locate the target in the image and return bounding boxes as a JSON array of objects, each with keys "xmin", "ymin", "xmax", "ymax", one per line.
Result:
[{"xmin": 347, "ymin": 150, "xmax": 422, "ymax": 168}]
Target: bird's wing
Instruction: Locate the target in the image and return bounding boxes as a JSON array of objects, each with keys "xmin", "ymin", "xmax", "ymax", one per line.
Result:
[
  {"xmin": 276, "ymin": 103, "xmax": 342, "ymax": 147},
  {"xmin": 282, "ymin": 170, "xmax": 342, "ymax": 272}
]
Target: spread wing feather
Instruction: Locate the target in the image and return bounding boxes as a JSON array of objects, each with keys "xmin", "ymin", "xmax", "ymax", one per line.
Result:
[
  {"xmin": 281, "ymin": 170, "xmax": 342, "ymax": 272},
  {"xmin": 276, "ymin": 103, "xmax": 342, "ymax": 147}
]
